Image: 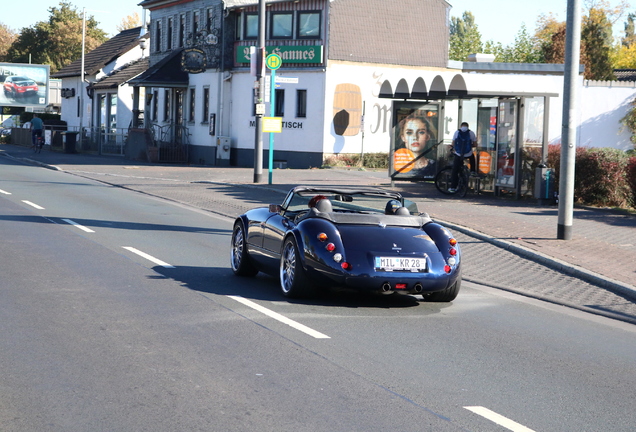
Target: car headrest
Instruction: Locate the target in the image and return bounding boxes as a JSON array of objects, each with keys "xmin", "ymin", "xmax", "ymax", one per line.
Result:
[
  {"xmin": 394, "ymin": 206, "xmax": 410, "ymax": 216},
  {"xmin": 315, "ymin": 198, "xmax": 333, "ymax": 213}
]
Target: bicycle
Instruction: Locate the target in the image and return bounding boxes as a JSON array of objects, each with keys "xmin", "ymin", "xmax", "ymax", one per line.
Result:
[
  {"xmin": 435, "ymin": 157, "xmax": 481, "ymax": 197},
  {"xmin": 32, "ymin": 135, "xmax": 44, "ymax": 153}
]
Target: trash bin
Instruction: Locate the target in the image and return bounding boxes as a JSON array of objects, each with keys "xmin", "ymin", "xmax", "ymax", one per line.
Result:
[
  {"xmin": 62, "ymin": 131, "xmax": 78, "ymax": 154},
  {"xmin": 534, "ymin": 164, "xmax": 555, "ymax": 204}
]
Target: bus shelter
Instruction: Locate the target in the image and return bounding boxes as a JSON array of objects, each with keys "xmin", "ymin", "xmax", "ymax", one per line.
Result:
[{"xmin": 380, "ymin": 73, "xmax": 558, "ymax": 198}]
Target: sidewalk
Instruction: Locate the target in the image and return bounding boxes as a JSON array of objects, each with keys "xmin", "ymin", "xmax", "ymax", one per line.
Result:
[{"xmin": 2, "ymin": 143, "xmax": 635, "ymax": 300}]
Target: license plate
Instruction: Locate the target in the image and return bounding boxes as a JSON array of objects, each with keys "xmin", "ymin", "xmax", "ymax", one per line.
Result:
[{"xmin": 374, "ymin": 257, "xmax": 427, "ymax": 272}]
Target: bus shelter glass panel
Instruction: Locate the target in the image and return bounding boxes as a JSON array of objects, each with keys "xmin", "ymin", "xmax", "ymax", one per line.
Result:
[
  {"xmin": 390, "ymin": 102, "xmax": 440, "ymax": 180},
  {"xmin": 476, "ymin": 99, "xmax": 498, "ymax": 191},
  {"xmin": 495, "ymin": 99, "xmax": 518, "ymax": 188},
  {"xmin": 520, "ymin": 96, "xmax": 545, "ymax": 196}
]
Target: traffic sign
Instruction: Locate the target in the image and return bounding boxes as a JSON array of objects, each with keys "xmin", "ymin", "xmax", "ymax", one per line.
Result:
[{"xmin": 266, "ymin": 54, "xmax": 282, "ymax": 70}]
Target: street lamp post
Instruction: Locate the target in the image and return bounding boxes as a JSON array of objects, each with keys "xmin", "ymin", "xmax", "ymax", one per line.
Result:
[
  {"xmin": 253, "ymin": 0, "xmax": 266, "ymax": 183},
  {"xmin": 79, "ymin": 7, "xmax": 86, "ymax": 148}
]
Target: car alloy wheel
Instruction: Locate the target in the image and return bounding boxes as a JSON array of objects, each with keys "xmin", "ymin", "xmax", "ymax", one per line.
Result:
[
  {"xmin": 230, "ymin": 221, "xmax": 257, "ymax": 277},
  {"xmin": 279, "ymin": 237, "xmax": 312, "ymax": 298}
]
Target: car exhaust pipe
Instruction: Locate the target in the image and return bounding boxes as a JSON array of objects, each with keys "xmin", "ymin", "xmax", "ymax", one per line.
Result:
[
  {"xmin": 414, "ymin": 283, "xmax": 423, "ymax": 293},
  {"xmin": 381, "ymin": 282, "xmax": 393, "ymax": 294}
]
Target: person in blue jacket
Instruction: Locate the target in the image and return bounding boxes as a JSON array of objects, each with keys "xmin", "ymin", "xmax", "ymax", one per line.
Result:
[{"xmin": 449, "ymin": 122, "xmax": 477, "ymax": 192}]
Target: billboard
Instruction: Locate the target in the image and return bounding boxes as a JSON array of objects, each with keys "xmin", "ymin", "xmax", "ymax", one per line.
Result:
[
  {"xmin": 0, "ymin": 63, "xmax": 50, "ymax": 109},
  {"xmin": 389, "ymin": 102, "xmax": 441, "ymax": 180}
]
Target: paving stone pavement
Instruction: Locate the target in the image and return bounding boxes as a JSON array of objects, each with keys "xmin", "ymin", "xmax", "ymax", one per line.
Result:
[{"xmin": 2, "ymin": 144, "xmax": 636, "ymax": 323}]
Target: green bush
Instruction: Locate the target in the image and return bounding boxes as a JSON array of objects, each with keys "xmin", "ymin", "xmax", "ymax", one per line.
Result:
[
  {"xmin": 575, "ymin": 148, "xmax": 630, "ymax": 208},
  {"xmin": 362, "ymin": 152, "xmax": 389, "ymax": 169},
  {"xmin": 627, "ymin": 157, "xmax": 636, "ymax": 207},
  {"xmin": 546, "ymin": 144, "xmax": 633, "ymax": 208},
  {"xmin": 323, "ymin": 153, "xmax": 389, "ymax": 169}
]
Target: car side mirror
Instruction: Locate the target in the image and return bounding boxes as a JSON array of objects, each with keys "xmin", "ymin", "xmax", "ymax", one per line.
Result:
[{"xmin": 269, "ymin": 204, "xmax": 282, "ymax": 213}]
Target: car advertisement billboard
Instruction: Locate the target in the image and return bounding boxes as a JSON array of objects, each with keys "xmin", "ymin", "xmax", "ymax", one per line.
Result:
[
  {"xmin": 389, "ymin": 101, "xmax": 441, "ymax": 180},
  {"xmin": 0, "ymin": 63, "xmax": 50, "ymax": 108}
]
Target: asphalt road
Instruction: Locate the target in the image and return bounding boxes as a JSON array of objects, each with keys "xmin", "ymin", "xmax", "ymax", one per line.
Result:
[{"xmin": 1, "ymin": 159, "xmax": 636, "ymax": 431}]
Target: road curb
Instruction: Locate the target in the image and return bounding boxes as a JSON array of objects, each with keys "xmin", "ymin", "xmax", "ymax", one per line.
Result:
[{"xmin": 439, "ymin": 220, "xmax": 636, "ymax": 301}]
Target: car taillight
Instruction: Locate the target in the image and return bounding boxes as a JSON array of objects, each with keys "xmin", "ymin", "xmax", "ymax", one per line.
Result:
[
  {"xmin": 444, "ymin": 265, "xmax": 451, "ymax": 273},
  {"xmin": 449, "ymin": 248, "xmax": 457, "ymax": 256},
  {"xmin": 449, "ymin": 238, "xmax": 457, "ymax": 246},
  {"xmin": 317, "ymin": 233, "xmax": 328, "ymax": 242},
  {"xmin": 395, "ymin": 283, "xmax": 407, "ymax": 290},
  {"xmin": 341, "ymin": 262, "xmax": 352, "ymax": 271},
  {"xmin": 326, "ymin": 243, "xmax": 336, "ymax": 252}
]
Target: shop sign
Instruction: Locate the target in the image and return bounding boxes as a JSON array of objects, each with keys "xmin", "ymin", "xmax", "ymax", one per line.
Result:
[
  {"xmin": 237, "ymin": 45, "xmax": 323, "ymax": 64},
  {"xmin": 181, "ymin": 48, "xmax": 207, "ymax": 74}
]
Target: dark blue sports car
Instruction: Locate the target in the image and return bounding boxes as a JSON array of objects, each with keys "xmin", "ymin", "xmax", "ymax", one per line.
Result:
[{"xmin": 231, "ymin": 186, "xmax": 461, "ymax": 301}]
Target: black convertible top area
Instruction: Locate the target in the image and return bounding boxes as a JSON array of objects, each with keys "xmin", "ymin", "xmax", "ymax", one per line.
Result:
[
  {"xmin": 290, "ymin": 186, "xmax": 402, "ymax": 200},
  {"xmin": 301, "ymin": 208, "xmax": 432, "ymax": 227}
]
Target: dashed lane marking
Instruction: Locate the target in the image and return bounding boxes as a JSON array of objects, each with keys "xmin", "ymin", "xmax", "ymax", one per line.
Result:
[
  {"xmin": 122, "ymin": 246, "xmax": 175, "ymax": 269},
  {"xmin": 464, "ymin": 406, "xmax": 536, "ymax": 432},
  {"xmin": 0, "ymin": 189, "xmax": 11, "ymax": 195},
  {"xmin": 22, "ymin": 200, "xmax": 44, "ymax": 210},
  {"xmin": 62, "ymin": 219, "xmax": 95, "ymax": 233},
  {"xmin": 228, "ymin": 295, "xmax": 331, "ymax": 339}
]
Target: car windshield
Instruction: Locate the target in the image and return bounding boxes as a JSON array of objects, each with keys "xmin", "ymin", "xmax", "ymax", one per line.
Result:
[{"xmin": 286, "ymin": 190, "xmax": 400, "ymax": 214}]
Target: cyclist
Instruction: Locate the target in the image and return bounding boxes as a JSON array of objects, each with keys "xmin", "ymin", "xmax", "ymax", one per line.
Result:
[
  {"xmin": 31, "ymin": 114, "xmax": 44, "ymax": 150},
  {"xmin": 448, "ymin": 122, "xmax": 477, "ymax": 193}
]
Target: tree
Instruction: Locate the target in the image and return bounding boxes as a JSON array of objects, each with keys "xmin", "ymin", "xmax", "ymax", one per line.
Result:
[
  {"xmin": 449, "ymin": 12, "xmax": 482, "ymax": 61},
  {"xmin": 6, "ymin": 2, "xmax": 107, "ymax": 73},
  {"xmin": 0, "ymin": 23, "xmax": 17, "ymax": 62},
  {"xmin": 491, "ymin": 24, "xmax": 541, "ymax": 63},
  {"xmin": 582, "ymin": 2, "xmax": 617, "ymax": 80},
  {"xmin": 117, "ymin": 12, "xmax": 141, "ymax": 32},
  {"xmin": 622, "ymin": 12, "xmax": 636, "ymax": 47}
]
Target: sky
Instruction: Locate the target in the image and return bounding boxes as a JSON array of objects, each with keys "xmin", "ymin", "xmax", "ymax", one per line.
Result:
[
  {"xmin": 1, "ymin": 1, "xmax": 630, "ymax": 44},
  {"xmin": 448, "ymin": 0, "xmax": 627, "ymax": 46},
  {"xmin": 2, "ymin": 0, "xmax": 145, "ymax": 37}
]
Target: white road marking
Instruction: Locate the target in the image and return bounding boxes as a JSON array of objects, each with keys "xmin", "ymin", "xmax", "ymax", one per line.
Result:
[
  {"xmin": 61, "ymin": 219, "xmax": 95, "ymax": 233},
  {"xmin": 122, "ymin": 247, "xmax": 175, "ymax": 268},
  {"xmin": 464, "ymin": 406, "xmax": 536, "ymax": 432},
  {"xmin": 228, "ymin": 295, "xmax": 330, "ymax": 339},
  {"xmin": 0, "ymin": 189, "xmax": 11, "ymax": 195},
  {"xmin": 22, "ymin": 200, "xmax": 44, "ymax": 210}
]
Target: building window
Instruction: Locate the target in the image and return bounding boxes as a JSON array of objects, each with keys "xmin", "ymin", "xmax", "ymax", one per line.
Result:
[
  {"xmin": 154, "ymin": 20, "xmax": 162, "ymax": 52},
  {"xmin": 179, "ymin": 14, "xmax": 186, "ymax": 47},
  {"xmin": 298, "ymin": 11, "xmax": 321, "ymax": 38},
  {"xmin": 275, "ymin": 89, "xmax": 285, "ymax": 117},
  {"xmin": 271, "ymin": 12, "xmax": 293, "ymax": 39},
  {"xmin": 207, "ymin": 8, "xmax": 214, "ymax": 32},
  {"xmin": 164, "ymin": 89, "xmax": 171, "ymax": 121},
  {"xmin": 202, "ymin": 87, "xmax": 209, "ymax": 123},
  {"xmin": 245, "ymin": 13, "xmax": 258, "ymax": 39},
  {"xmin": 152, "ymin": 90, "xmax": 158, "ymax": 121},
  {"xmin": 193, "ymin": 10, "xmax": 200, "ymax": 37},
  {"xmin": 189, "ymin": 88, "xmax": 196, "ymax": 122},
  {"xmin": 296, "ymin": 89, "xmax": 307, "ymax": 118},
  {"xmin": 167, "ymin": 17, "xmax": 173, "ymax": 50}
]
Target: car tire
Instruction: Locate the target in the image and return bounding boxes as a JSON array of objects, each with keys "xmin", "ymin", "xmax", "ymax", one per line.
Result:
[
  {"xmin": 280, "ymin": 237, "xmax": 313, "ymax": 298},
  {"xmin": 426, "ymin": 275, "xmax": 461, "ymax": 302},
  {"xmin": 230, "ymin": 221, "xmax": 258, "ymax": 277}
]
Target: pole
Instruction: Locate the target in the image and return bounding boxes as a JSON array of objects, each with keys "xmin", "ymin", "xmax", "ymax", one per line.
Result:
[
  {"xmin": 79, "ymin": 7, "xmax": 86, "ymax": 148},
  {"xmin": 558, "ymin": 0, "xmax": 581, "ymax": 240},
  {"xmin": 268, "ymin": 68, "xmax": 275, "ymax": 184},
  {"xmin": 253, "ymin": 0, "xmax": 266, "ymax": 183}
]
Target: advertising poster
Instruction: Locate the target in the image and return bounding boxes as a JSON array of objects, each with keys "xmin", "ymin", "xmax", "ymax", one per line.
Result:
[
  {"xmin": 0, "ymin": 63, "xmax": 50, "ymax": 108},
  {"xmin": 495, "ymin": 100, "xmax": 517, "ymax": 187},
  {"xmin": 390, "ymin": 102, "xmax": 439, "ymax": 180}
]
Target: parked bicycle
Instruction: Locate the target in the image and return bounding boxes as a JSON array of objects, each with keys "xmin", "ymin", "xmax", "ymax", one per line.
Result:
[
  {"xmin": 434, "ymin": 157, "xmax": 481, "ymax": 197},
  {"xmin": 32, "ymin": 135, "xmax": 44, "ymax": 154}
]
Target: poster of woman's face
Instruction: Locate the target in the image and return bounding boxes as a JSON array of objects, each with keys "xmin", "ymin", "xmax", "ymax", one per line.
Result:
[{"xmin": 391, "ymin": 104, "xmax": 439, "ymax": 179}]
